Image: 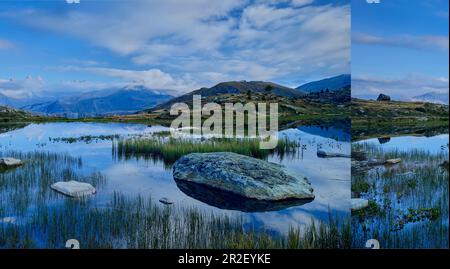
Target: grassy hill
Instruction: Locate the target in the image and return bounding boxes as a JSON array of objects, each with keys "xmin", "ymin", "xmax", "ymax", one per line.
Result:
[
  {"xmin": 149, "ymin": 81, "xmax": 307, "ymax": 112},
  {"xmin": 137, "ymin": 87, "xmax": 350, "ymax": 129},
  {"xmin": 0, "ymin": 105, "xmax": 35, "ymax": 123},
  {"xmin": 352, "ymin": 98, "xmax": 449, "ymax": 140}
]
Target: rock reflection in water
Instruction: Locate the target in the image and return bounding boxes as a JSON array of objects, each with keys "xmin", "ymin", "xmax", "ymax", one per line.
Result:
[{"xmin": 175, "ymin": 180, "xmax": 313, "ymax": 212}]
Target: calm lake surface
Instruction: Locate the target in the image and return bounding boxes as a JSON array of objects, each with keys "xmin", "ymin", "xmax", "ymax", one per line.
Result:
[
  {"xmin": 358, "ymin": 134, "xmax": 449, "ymax": 154},
  {"xmin": 0, "ymin": 122, "xmax": 350, "ymax": 235}
]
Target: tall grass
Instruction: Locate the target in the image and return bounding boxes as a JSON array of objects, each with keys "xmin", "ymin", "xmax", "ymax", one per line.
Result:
[
  {"xmin": 0, "ymin": 192, "xmax": 350, "ymax": 249},
  {"xmin": 114, "ymin": 137, "xmax": 301, "ymax": 165},
  {"xmin": 351, "ymin": 142, "xmax": 449, "ymax": 248}
]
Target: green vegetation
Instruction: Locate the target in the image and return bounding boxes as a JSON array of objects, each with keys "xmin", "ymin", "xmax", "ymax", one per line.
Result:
[
  {"xmin": 115, "ymin": 137, "xmax": 301, "ymax": 165},
  {"xmin": 49, "ymin": 134, "xmax": 119, "ymax": 144}
]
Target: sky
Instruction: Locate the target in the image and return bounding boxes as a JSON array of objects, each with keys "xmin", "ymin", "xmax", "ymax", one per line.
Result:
[
  {"xmin": 0, "ymin": 0, "xmax": 350, "ymax": 100},
  {"xmin": 352, "ymin": 0, "xmax": 449, "ymax": 100}
]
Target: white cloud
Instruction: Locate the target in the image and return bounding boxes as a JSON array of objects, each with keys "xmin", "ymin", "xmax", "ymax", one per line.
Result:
[
  {"xmin": 0, "ymin": 75, "xmax": 45, "ymax": 99},
  {"xmin": 0, "ymin": 38, "xmax": 14, "ymax": 49},
  {"xmin": 1, "ymin": 0, "xmax": 350, "ymax": 93},
  {"xmin": 291, "ymin": 0, "xmax": 314, "ymax": 7},
  {"xmin": 353, "ymin": 32, "xmax": 449, "ymax": 51},
  {"xmin": 352, "ymin": 74, "xmax": 450, "ymax": 100}
]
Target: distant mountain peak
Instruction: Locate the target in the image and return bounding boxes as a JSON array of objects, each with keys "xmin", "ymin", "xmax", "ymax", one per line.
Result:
[{"xmin": 412, "ymin": 92, "xmax": 449, "ymax": 105}]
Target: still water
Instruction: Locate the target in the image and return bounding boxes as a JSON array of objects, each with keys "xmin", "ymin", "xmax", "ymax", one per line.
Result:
[{"xmin": 0, "ymin": 122, "xmax": 350, "ymax": 235}]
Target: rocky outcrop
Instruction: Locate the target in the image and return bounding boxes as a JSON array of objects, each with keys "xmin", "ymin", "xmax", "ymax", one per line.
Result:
[
  {"xmin": 377, "ymin": 94, "xmax": 391, "ymax": 101},
  {"xmin": 173, "ymin": 152, "xmax": 314, "ymax": 201}
]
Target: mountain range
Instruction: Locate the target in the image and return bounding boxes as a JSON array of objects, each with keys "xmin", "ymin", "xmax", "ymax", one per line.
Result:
[
  {"xmin": 21, "ymin": 85, "xmax": 173, "ymax": 117},
  {"xmin": 296, "ymin": 74, "xmax": 350, "ymax": 93},
  {"xmin": 1, "ymin": 74, "xmax": 350, "ymax": 117},
  {"xmin": 411, "ymin": 92, "xmax": 449, "ymax": 105}
]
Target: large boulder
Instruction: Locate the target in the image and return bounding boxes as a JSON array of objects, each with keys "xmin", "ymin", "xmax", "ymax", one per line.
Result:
[
  {"xmin": 173, "ymin": 152, "xmax": 314, "ymax": 201},
  {"xmin": 377, "ymin": 94, "xmax": 391, "ymax": 101}
]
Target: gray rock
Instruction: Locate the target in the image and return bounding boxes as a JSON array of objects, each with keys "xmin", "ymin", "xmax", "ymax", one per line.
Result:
[
  {"xmin": 385, "ymin": 158, "xmax": 401, "ymax": 165},
  {"xmin": 317, "ymin": 150, "xmax": 351, "ymax": 158},
  {"xmin": 0, "ymin": 217, "xmax": 16, "ymax": 224},
  {"xmin": 159, "ymin": 197, "xmax": 173, "ymax": 205},
  {"xmin": 377, "ymin": 93, "xmax": 391, "ymax": 101},
  {"xmin": 0, "ymin": 157, "xmax": 23, "ymax": 168},
  {"xmin": 51, "ymin": 180, "xmax": 96, "ymax": 198},
  {"xmin": 173, "ymin": 152, "xmax": 314, "ymax": 201},
  {"xmin": 351, "ymin": 198, "xmax": 369, "ymax": 211}
]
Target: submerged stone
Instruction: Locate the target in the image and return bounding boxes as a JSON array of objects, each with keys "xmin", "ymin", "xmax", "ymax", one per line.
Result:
[
  {"xmin": 351, "ymin": 198, "xmax": 369, "ymax": 211},
  {"xmin": 51, "ymin": 180, "xmax": 96, "ymax": 198},
  {"xmin": 317, "ymin": 150, "xmax": 351, "ymax": 158},
  {"xmin": 173, "ymin": 152, "xmax": 314, "ymax": 201},
  {"xmin": 159, "ymin": 197, "xmax": 173, "ymax": 205}
]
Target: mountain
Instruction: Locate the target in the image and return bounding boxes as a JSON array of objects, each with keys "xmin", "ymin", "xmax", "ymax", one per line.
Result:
[
  {"xmin": 296, "ymin": 74, "xmax": 350, "ymax": 93},
  {"xmin": 150, "ymin": 81, "xmax": 306, "ymax": 111},
  {"xmin": 23, "ymin": 85, "xmax": 173, "ymax": 117},
  {"xmin": 411, "ymin": 92, "xmax": 449, "ymax": 105}
]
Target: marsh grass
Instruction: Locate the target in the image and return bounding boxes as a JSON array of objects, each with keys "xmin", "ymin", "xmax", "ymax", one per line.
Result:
[
  {"xmin": 0, "ymin": 151, "xmax": 104, "ymax": 225},
  {"xmin": 114, "ymin": 136, "xmax": 301, "ymax": 165},
  {"xmin": 0, "ymin": 150, "xmax": 350, "ymax": 249},
  {"xmin": 351, "ymin": 142, "xmax": 449, "ymax": 248},
  {"xmin": 0, "ymin": 192, "xmax": 351, "ymax": 249},
  {"xmin": 49, "ymin": 134, "xmax": 119, "ymax": 144}
]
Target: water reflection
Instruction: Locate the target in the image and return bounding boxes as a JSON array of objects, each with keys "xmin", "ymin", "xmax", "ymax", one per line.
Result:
[{"xmin": 175, "ymin": 180, "xmax": 313, "ymax": 212}]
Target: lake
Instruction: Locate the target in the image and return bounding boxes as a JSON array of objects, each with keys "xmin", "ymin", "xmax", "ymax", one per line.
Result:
[{"xmin": 0, "ymin": 122, "xmax": 350, "ymax": 245}]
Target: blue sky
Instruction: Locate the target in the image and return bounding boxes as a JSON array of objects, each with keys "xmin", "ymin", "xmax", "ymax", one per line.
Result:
[
  {"xmin": 352, "ymin": 0, "xmax": 449, "ymax": 100},
  {"xmin": 0, "ymin": 0, "xmax": 350, "ymax": 99}
]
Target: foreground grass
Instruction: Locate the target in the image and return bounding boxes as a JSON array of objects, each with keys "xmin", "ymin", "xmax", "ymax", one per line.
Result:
[
  {"xmin": 115, "ymin": 136, "xmax": 301, "ymax": 165},
  {"xmin": 351, "ymin": 143, "xmax": 449, "ymax": 248},
  {"xmin": 1, "ymin": 151, "xmax": 351, "ymax": 249},
  {"xmin": 1, "ymin": 193, "xmax": 351, "ymax": 249}
]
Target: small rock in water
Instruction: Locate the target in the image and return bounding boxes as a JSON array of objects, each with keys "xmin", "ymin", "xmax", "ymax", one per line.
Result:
[
  {"xmin": 0, "ymin": 157, "xmax": 23, "ymax": 168},
  {"xmin": 351, "ymin": 198, "xmax": 369, "ymax": 211},
  {"xmin": 0, "ymin": 217, "xmax": 16, "ymax": 224},
  {"xmin": 159, "ymin": 197, "xmax": 173, "ymax": 205},
  {"xmin": 317, "ymin": 150, "xmax": 351, "ymax": 158},
  {"xmin": 440, "ymin": 160, "xmax": 449, "ymax": 171},
  {"xmin": 51, "ymin": 180, "xmax": 96, "ymax": 198},
  {"xmin": 385, "ymin": 158, "xmax": 401, "ymax": 165}
]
